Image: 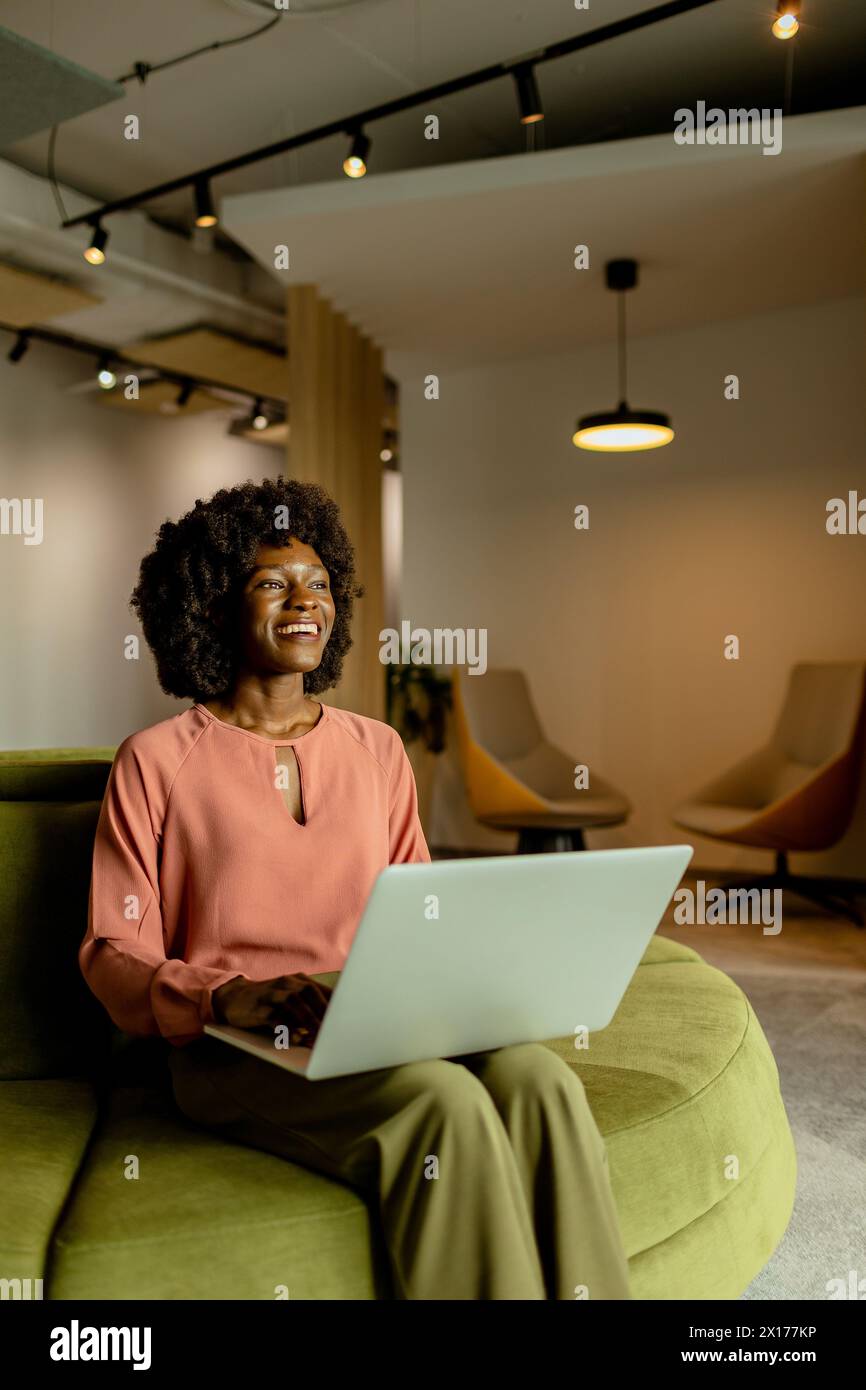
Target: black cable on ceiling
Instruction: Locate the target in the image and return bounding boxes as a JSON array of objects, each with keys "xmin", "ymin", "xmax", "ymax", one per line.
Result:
[
  {"xmin": 44, "ymin": 9, "xmax": 285, "ymax": 225},
  {"xmin": 63, "ymin": 0, "xmax": 724, "ymax": 231},
  {"xmin": 113, "ymin": 11, "xmax": 282, "ymax": 86}
]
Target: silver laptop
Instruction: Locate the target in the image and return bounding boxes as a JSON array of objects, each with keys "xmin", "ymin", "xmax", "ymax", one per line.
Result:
[{"xmin": 204, "ymin": 844, "xmax": 693, "ymax": 1081}]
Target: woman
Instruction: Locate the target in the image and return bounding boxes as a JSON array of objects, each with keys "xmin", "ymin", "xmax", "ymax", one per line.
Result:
[{"xmin": 79, "ymin": 475, "xmax": 631, "ymax": 1301}]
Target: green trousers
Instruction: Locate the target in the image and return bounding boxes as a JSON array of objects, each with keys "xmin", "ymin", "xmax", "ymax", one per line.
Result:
[{"xmin": 169, "ymin": 1013, "xmax": 632, "ymax": 1301}]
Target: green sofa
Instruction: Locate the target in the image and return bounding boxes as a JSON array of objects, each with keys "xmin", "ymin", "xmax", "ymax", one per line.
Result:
[{"xmin": 0, "ymin": 751, "xmax": 797, "ymax": 1300}]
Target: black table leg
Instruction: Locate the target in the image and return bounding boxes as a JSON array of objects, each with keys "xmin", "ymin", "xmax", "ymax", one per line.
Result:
[{"xmin": 516, "ymin": 827, "xmax": 586, "ymax": 854}]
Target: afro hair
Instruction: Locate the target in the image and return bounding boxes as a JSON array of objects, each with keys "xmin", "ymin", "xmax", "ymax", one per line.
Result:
[{"xmin": 130, "ymin": 476, "xmax": 364, "ymax": 702}]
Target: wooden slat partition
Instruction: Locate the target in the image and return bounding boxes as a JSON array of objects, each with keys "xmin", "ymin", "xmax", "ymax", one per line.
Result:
[{"xmin": 287, "ymin": 285, "xmax": 385, "ymax": 720}]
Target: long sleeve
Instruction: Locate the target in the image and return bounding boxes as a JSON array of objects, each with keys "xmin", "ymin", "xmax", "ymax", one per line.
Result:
[
  {"xmin": 388, "ymin": 732, "xmax": 432, "ymax": 865},
  {"xmin": 79, "ymin": 737, "xmax": 244, "ymax": 1046}
]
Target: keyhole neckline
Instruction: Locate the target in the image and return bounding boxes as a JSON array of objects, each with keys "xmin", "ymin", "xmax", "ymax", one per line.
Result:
[
  {"xmin": 274, "ymin": 745, "xmax": 307, "ymax": 827},
  {"xmin": 193, "ymin": 700, "xmax": 329, "ymax": 745}
]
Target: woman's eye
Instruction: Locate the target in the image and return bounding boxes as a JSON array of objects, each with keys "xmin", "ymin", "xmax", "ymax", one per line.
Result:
[{"xmin": 257, "ymin": 578, "xmax": 328, "ymax": 590}]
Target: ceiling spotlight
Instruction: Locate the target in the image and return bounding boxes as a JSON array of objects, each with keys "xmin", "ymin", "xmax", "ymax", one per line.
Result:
[
  {"xmin": 251, "ymin": 399, "xmax": 269, "ymax": 430},
  {"xmin": 380, "ymin": 447, "xmax": 393, "ymax": 463},
  {"xmin": 573, "ymin": 259, "xmax": 674, "ymax": 452},
  {"xmin": 513, "ymin": 64, "xmax": 544, "ymax": 125},
  {"xmin": 772, "ymin": 2, "xmax": 800, "ymax": 39},
  {"xmin": 8, "ymin": 332, "xmax": 30, "ymax": 363},
  {"xmin": 84, "ymin": 222, "xmax": 109, "ymax": 266},
  {"xmin": 96, "ymin": 355, "xmax": 116, "ymax": 390},
  {"xmin": 343, "ymin": 129, "xmax": 370, "ymax": 178},
  {"xmin": 193, "ymin": 179, "xmax": 218, "ymax": 228}
]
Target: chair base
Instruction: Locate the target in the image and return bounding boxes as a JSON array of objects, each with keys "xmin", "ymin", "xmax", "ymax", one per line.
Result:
[
  {"xmin": 516, "ymin": 826, "xmax": 586, "ymax": 854},
  {"xmin": 718, "ymin": 852, "xmax": 864, "ymax": 927}
]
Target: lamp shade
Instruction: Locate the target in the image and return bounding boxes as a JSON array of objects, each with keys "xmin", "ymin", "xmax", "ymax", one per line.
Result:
[{"xmin": 573, "ymin": 402, "xmax": 674, "ymax": 452}]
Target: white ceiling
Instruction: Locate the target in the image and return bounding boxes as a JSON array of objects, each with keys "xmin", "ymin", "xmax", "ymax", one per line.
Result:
[
  {"xmin": 1, "ymin": 1, "xmax": 863, "ymax": 367},
  {"xmin": 1, "ymin": 0, "xmax": 864, "ymax": 233},
  {"xmin": 0, "ymin": 156, "xmax": 284, "ymax": 352},
  {"xmin": 221, "ymin": 107, "xmax": 866, "ymax": 366}
]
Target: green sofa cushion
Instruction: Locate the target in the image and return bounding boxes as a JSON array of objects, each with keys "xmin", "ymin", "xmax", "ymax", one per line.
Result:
[
  {"xmin": 0, "ymin": 1079, "xmax": 99, "ymax": 1287},
  {"xmin": 0, "ymin": 800, "xmax": 111, "ymax": 1078},
  {"xmin": 48, "ymin": 1085, "xmax": 391, "ymax": 1300},
  {"xmin": 627, "ymin": 1124, "xmax": 797, "ymax": 1299},
  {"xmin": 0, "ymin": 757, "xmax": 114, "ymax": 802},
  {"xmin": 634, "ymin": 932, "xmax": 700, "ymax": 967},
  {"xmin": 0, "ymin": 750, "xmax": 116, "ymax": 762},
  {"xmin": 543, "ymin": 944, "xmax": 796, "ymax": 1295},
  {"xmin": 47, "ymin": 935, "xmax": 795, "ymax": 1301}
]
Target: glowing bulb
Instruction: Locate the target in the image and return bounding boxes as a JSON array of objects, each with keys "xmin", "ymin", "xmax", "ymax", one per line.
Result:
[
  {"xmin": 772, "ymin": 13, "xmax": 799, "ymax": 38},
  {"xmin": 84, "ymin": 224, "xmax": 108, "ymax": 265},
  {"xmin": 572, "ymin": 421, "xmax": 674, "ymax": 452},
  {"xmin": 343, "ymin": 130, "xmax": 370, "ymax": 179}
]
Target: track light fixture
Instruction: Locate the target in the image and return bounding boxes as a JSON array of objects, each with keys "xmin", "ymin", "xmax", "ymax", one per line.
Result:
[
  {"xmin": 84, "ymin": 222, "xmax": 109, "ymax": 266},
  {"xmin": 193, "ymin": 179, "xmax": 218, "ymax": 228},
  {"xmin": 573, "ymin": 259, "xmax": 674, "ymax": 452},
  {"xmin": 8, "ymin": 332, "xmax": 30, "ymax": 363},
  {"xmin": 513, "ymin": 64, "xmax": 544, "ymax": 124},
  {"xmin": 1, "ymin": 322, "xmax": 287, "ymax": 428},
  {"xmin": 63, "ymin": 2, "xmax": 725, "ymax": 237},
  {"xmin": 343, "ymin": 129, "xmax": 370, "ymax": 179},
  {"xmin": 96, "ymin": 355, "xmax": 116, "ymax": 390},
  {"xmin": 772, "ymin": 1, "xmax": 800, "ymax": 39}
]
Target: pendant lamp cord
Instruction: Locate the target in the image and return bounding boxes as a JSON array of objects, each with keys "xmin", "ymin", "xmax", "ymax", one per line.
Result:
[{"xmin": 617, "ymin": 291, "xmax": 628, "ymax": 406}]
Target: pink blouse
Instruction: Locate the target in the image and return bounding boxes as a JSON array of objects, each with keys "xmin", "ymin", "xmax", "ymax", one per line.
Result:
[{"xmin": 79, "ymin": 702, "xmax": 430, "ymax": 1046}]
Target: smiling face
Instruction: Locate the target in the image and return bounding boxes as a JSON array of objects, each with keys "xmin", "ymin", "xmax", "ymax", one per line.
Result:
[{"xmin": 236, "ymin": 537, "xmax": 335, "ymax": 680}]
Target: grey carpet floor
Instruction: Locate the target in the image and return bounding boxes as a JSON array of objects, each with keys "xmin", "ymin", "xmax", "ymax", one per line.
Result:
[{"xmin": 733, "ymin": 967, "xmax": 866, "ymax": 1300}]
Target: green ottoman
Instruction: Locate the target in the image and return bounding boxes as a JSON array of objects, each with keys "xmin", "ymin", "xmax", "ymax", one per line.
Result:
[{"xmin": 542, "ymin": 933, "xmax": 796, "ymax": 1298}]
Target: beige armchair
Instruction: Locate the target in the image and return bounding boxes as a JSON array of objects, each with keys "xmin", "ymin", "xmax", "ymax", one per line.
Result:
[
  {"xmin": 451, "ymin": 668, "xmax": 630, "ymax": 853},
  {"xmin": 673, "ymin": 661, "xmax": 866, "ymax": 924}
]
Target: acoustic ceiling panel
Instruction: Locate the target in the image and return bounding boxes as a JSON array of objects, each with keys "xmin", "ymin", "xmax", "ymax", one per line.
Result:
[
  {"xmin": 0, "ymin": 25, "xmax": 123, "ymax": 147},
  {"xmin": 98, "ymin": 380, "xmax": 228, "ymax": 417},
  {"xmin": 0, "ymin": 260, "xmax": 101, "ymax": 327},
  {"xmin": 125, "ymin": 327, "xmax": 288, "ymax": 400}
]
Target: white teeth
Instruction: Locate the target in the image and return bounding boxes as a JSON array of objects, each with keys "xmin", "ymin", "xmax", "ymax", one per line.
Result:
[{"xmin": 276, "ymin": 623, "xmax": 318, "ymax": 634}]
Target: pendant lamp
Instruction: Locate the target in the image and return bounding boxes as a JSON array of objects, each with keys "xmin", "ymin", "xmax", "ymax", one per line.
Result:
[{"xmin": 573, "ymin": 259, "xmax": 674, "ymax": 452}]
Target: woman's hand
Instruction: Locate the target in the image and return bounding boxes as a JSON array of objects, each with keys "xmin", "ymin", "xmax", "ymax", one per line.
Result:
[{"xmin": 211, "ymin": 973, "xmax": 333, "ymax": 1046}]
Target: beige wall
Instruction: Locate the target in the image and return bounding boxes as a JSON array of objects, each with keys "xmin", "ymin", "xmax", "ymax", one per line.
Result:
[
  {"xmin": 392, "ymin": 295, "xmax": 866, "ymax": 878},
  {"xmin": 0, "ymin": 340, "xmax": 284, "ymax": 747}
]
